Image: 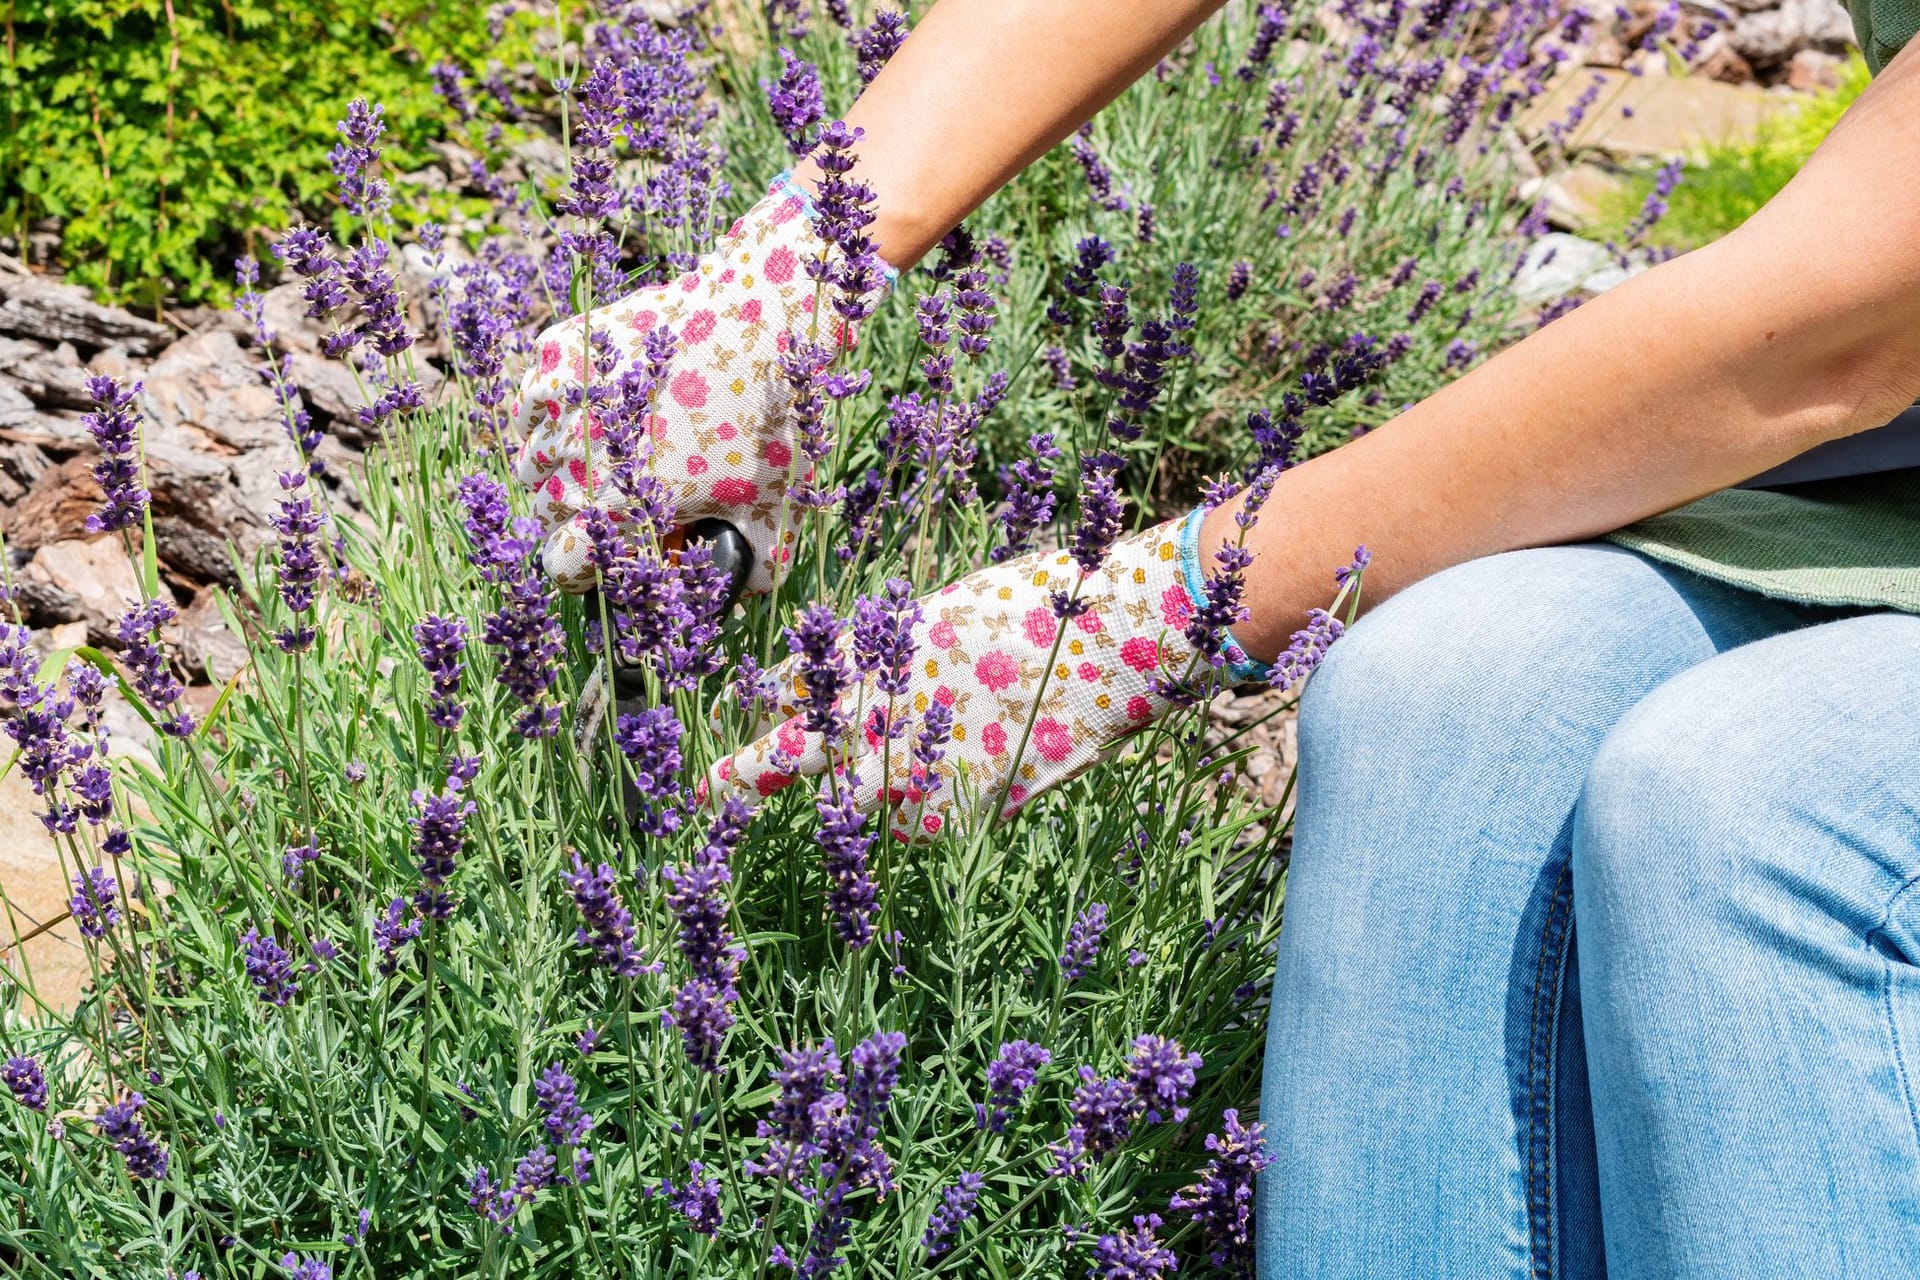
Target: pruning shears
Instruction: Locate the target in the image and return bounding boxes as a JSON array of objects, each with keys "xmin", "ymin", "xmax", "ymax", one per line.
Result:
[{"xmin": 573, "ymin": 518, "xmax": 753, "ymax": 826}]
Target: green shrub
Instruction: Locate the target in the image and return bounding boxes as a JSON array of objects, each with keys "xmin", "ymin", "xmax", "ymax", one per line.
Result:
[{"xmin": 0, "ymin": 0, "xmax": 536, "ymax": 308}]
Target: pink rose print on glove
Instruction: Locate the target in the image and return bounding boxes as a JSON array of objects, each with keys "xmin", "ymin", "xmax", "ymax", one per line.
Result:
[
  {"xmin": 539, "ymin": 342, "xmax": 561, "ymax": 373},
  {"xmin": 981, "ymin": 722, "xmax": 1008, "ymax": 756},
  {"xmin": 1121, "ymin": 636, "xmax": 1161, "ymax": 673},
  {"xmin": 1032, "ymin": 718, "xmax": 1074, "ymax": 764},
  {"xmin": 1078, "ymin": 662, "xmax": 1100, "ymax": 681},
  {"xmin": 687, "ymin": 456, "xmax": 709, "ymax": 476},
  {"xmin": 1127, "ymin": 695, "xmax": 1154, "ymax": 721},
  {"xmin": 764, "ymin": 440, "xmax": 792, "ymax": 467},
  {"xmin": 1161, "ymin": 583, "xmax": 1194, "ymax": 628},
  {"xmin": 765, "ymin": 246, "xmax": 797, "ymax": 284},
  {"xmin": 1022, "ymin": 607, "xmax": 1057, "ymax": 648},
  {"xmin": 975, "ymin": 651, "xmax": 1019, "ymax": 692},
  {"xmin": 738, "ymin": 299, "xmax": 763, "ymax": 324},
  {"xmin": 712, "ymin": 477, "xmax": 759, "ymax": 506},
  {"xmin": 928, "ymin": 620, "xmax": 958, "ymax": 650},
  {"xmin": 671, "ymin": 370, "xmax": 709, "ymax": 408},
  {"xmin": 683, "ymin": 310, "xmax": 717, "ymax": 344},
  {"xmin": 1074, "ymin": 611, "xmax": 1105, "ymax": 634}
]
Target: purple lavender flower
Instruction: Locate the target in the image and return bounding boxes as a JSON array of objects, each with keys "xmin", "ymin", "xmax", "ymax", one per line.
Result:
[
  {"xmin": 992, "ymin": 432, "xmax": 1061, "ymax": 563},
  {"xmin": 1066, "ymin": 452, "xmax": 1125, "ymax": 578},
  {"xmin": 373, "ymin": 898, "xmax": 422, "ymax": 975},
  {"xmin": 615, "ymin": 705, "xmax": 684, "ymax": 838},
  {"xmin": 282, "ymin": 842, "xmax": 321, "ymax": 883},
  {"xmin": 409, "ymin": 761, "xmax": 477, "ymax": 919},
  {"xmin": 976, "ymin": 1040, "xmax": 1051, "ymax": 1132},
  {"xmin": 564, "ymin": 855, "xmax": 653, "ymax": 979},
  {"xmin": 413, "ymin": 614, "xmax": 468, "ymax": 731},
  {"xmin": 96, "ymin": 1092, "xmax": 168, "ymax": 1180},
  {"xmin": 340, "ymin": 237, "xmax": 415, "ymax": 361},
  {"xmin": 818, "ymin": 782, "xmax": 878, "ymax": 949},
  {"xmin": 1060, "ymin": 902, "xmax": 1108, "ymax": 983},
  {"xmin": 1269, "ymin": 608, "xmax": 1346, "ymax": 693},
  {"xmin": 766, "ymin": 49, "xmax": 823, "ymax": 155},
  {"xmin": 69, "ymin": 867, "xmax": 120, "ymax": 939},
  {"xmin": 1171, "ymin": 1109, "xmax": 1271, "ymax": 1274},
  {"xmin": 1090, "ymin": 1213, "xmax": 1176, "ymax": 1280},
  {"xmin": 795, "ymin": 1030, "xmax": 907, "ymax": 1276},
  {"xmin": 1188, "ymin": 541, "xmax": 1255, "ymax": 673},
  {"xmin": 809, "ymin": 122, "xmax": 887, "ymax": 325},
  {"xmin": 1127, "ymin": 1034, "xmax": 1202, "ymax": 1124},
  {"xmin": 746, "ymin": 1041, "xmax": 841, "ymax": 1181},
  {"xmin": 270, "ymin": 470, "xmax": 326, "ymax": 653},
  {"xmin": 457, "ymin": 476, "xmax": 564, "ymax": 738},
  {"xmin": 3, "ymin": 1056, "xmax": 47, "ymax": 1112},
  {"xmin": 274, "ymin": 226, "xmax": 347, "ymax": 321},
  {"xmin": 281, "ymin": 1253, "xmax": 331, "ymax": 1280},
  {"xmin": 852, "ymin": 579, "xmax": 919, "ymax": 699},
  {"xmin": 80, "ymin": 376, "xmax": 150, "ymax": 534},
  {"xmin": 954, "ymin": 267, "xmax": 995, "ymax": 359},
  {"xmin": 329, "ymin": 98, "xmax": 387, "ymax": 214},
  {"xmin": 240, "ymin": 926, "xmax": 299, "ymax": 1007},
  {"xmin": 534, "ymin": 1062, "xmax": 594, "ymax": 1182},
  {"xmin": 922, "ymin": 1171, "xmax": 984, "ymax": 1258},
  {"xmin": 1047, "ymin": 1069, "xmax": 1138, "ymax": 1180},
  {"xmin": 115, "ymin": 600, "xmax": 196, "ymax": 737},
  {"xmin": 785, "ymin": 604, "xmax": 851, "ymax": 743},
  {"xmin": 911, "ymin": 699, "xmax": 953, "ymax": 799},
  {"xmin": 855, "ymin": 10, "xmax": 909, "ymax": 84},
  {"xmin": 663, "ymin": 1161, "xmax": 722, "ymax": 1235}
]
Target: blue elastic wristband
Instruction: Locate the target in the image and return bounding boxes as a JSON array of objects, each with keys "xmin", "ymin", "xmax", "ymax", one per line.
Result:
[
  {"xmin": 1178, "ymin": 506, "xmax": 1271, "ymax": 686},
  {"xmin": 770, "ymin": 170, "xmax": 901, "ymax": 289}
]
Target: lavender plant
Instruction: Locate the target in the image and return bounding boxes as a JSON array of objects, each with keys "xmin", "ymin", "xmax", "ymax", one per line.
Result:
[{"xmin": 0, "ymin": 0, "xmax": 1658, "ymax": 1274}]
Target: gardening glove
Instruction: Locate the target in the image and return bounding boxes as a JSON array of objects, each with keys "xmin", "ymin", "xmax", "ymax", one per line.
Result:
[
  {"xmin": 510, "ymin": 173, "xmax": 890, "ymax": 596},
  {"xmin": 707, "ymin": 510, "xmax": 1269, "ymax": 840}
]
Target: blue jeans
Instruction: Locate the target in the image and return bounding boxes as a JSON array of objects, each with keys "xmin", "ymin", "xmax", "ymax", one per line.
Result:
[{"xmin": 1255, "ymin": 544, "xmax": 1920, "ymax": 1279}]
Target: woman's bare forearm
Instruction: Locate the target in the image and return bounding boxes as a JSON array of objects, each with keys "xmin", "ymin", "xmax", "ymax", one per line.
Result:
[
  {"xmin": 794, "ymin": 0, "xmax": 1227, "ymax": 267},
  {"xmin": 1215, "ymin": 39, "xmax": 1920, "ymax": 661}
]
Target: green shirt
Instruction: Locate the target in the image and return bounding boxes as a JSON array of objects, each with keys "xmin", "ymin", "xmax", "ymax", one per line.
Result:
[{"xmin": 1603, "ymin": 3, "xmax": 1920, "ymax": 613}]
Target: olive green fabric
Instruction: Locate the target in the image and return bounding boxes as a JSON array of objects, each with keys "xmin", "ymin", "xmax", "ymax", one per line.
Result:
[
  {"xmin": 1606, "ymin": 471, "xmax": 1920, "ymax": 614},
  {"xmin": 1849, "ymin": 0, "xmax": 1920, "ymax": 74},
  {"xmin": 1601, "ymin": 5, "xmax": 1920, "ymax": 614}
]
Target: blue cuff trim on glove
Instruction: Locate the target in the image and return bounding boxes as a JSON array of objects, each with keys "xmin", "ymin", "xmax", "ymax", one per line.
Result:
[
  {"xmin": 1178, "ymin": 506, "xmax": 1271, "ymax": 686},
  {"xmin": 771, "ymin": 170, "xmax": 901, "ymax": 288}
]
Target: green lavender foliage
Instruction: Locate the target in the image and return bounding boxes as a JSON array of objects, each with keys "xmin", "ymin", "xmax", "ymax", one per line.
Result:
[{"xmin": 0, "ymin": 1, "xmax": 1586, "ymax": 1275}]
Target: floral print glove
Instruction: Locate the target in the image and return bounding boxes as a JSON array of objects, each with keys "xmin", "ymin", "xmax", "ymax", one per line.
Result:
[
  {"xmin": 708, "ymin": 510, "xmax": 1267, "ymax": 840},
  {"xmin": 510, "ymin": 174, "xmax": 885, "ymax": 595}
]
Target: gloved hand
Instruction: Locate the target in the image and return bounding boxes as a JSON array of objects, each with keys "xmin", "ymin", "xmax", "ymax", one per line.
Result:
[
  {"xmin": 708, "ymin": 510, "xmax": 1268, "ymax": 839},
  {"xmin": 511, "ymin": 174, "xmax": 884, "ymax": 595}
]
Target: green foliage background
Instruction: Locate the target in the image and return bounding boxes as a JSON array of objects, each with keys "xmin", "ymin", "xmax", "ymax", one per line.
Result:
[{"xmin": 0, "ymin": 0, "xmax": 530, "ymax": 308}]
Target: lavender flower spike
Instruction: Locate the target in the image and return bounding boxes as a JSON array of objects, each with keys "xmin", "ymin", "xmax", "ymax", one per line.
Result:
[
  {"xmin": 96, "ymin": 1092, "xmax": 169, "ymax": 1180},
  {"xmin": 564, "ymin": 855, "xmax": 655, "ymax": 979},
  {"xmin": 922, "ymin": 1171, "xmax": 985, "ymax": 1257},
  {"xmin": 69, "ymin": 867, "xmax": 120, "ymax": 939},
  {"xmin": 3, "ymin": 1056, "xmax": 47, "ymax": 1112},
  {"xmin": 1090, "ymin": 1213, "xmax": 1177, "ymax": 1280},
  {"xmin": 240, "ymin": 926, "xmax": 300, "ymax": 1007},
  {"xmin": 413, "ymin": 614, "xmax": 468, "ymax": 731},
  {"xmin": 1170, "ymin": 1109, "xmax": 1272, "ymax": 1274},
  {"xmin": 976, "ymin": 1040, "xmax": 1051, "ymax": 1132},
  {"xmin": 81, "ymin": 376, "xmax": 150, "ymax": 534},
  {"xmin": 1059, "ymin": 902, "xmax": 1108, "ymax": 982}
]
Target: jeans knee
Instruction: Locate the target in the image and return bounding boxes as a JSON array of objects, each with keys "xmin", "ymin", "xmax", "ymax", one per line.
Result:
[{"xmin": 1298, "ymin": 544, "xmax": 1710, "ymax": 774}]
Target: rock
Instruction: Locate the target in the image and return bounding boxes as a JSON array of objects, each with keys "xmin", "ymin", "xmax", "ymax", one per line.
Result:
[
  {"xmin": 1520, "ymin": 66, "xmax": 1788, "ymax": 159},
  {"xmin": 177, "ymin": 589, "xmax": 252, "ymax": 684},
  {"xmin": 45, "ymin": 620, "xmax": 87, "ymax": 651},
  {"xmin": 18, "ymin": 539, "xmax": 143, "ymax": 642},
  {"xmin": 5, "ymin": 455, "xmax": 100, "ymax": 552},
  {"xmin": 284, "ymin": 347, "xmax": 444, "ymax": 449},
  {"xmin": 0, "ymin": 336, "xmax": 95, "ymax": 410},
  {"xmin": 1521, "ymin": 162, "xmax": 1631, "ymax": 231},
  {"xmin": 1513, "ymin": 233, "xmax": 1616, "ymax": 304},
  {"xmin": 0, "ymin": 437, "xmax": 51, "ymax": 505},
  {"xmin": 1694, "ymin": 36, "xmax": 1759, "ymax": 85},
  {"xmin": 1730, "ymin": 0, "xmax": 1855, "ymax": 66},
  {"xmin": 1786, "ymin": 46, "xmax": 1847, "ymax": 90},
  {"xmin": 0, "ymin": 267, "xmax": 171, "ymax": 357},
  {"xmin": 259, "ymin": 282, "xmax": 331, "ymax": 357},
  {"xmin": 141, "ymin": 328, "xmax": 289, "ymax": 454},
  {"xmin": 0, "ymin": 765, "xmax": 93, "ymax": 1015}
]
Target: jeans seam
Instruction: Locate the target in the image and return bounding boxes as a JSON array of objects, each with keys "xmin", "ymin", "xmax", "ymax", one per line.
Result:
[
  {"xmin": 1524, "ymin": 861, "xmax": 1576, "ymax": 1280},
  {"xmin": 1872, "ymin": 873, "xmax": 1920, "ymax": 1158}
]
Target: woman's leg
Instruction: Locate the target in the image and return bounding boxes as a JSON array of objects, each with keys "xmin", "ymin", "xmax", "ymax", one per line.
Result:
[
  {"xmin": 1256, "ymin": 544, "xmax": 1824, "ymax": 1280},
  {"xmin": 1573, "ymin": 612, "xmax": 1920, "ymax": 1278}
]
